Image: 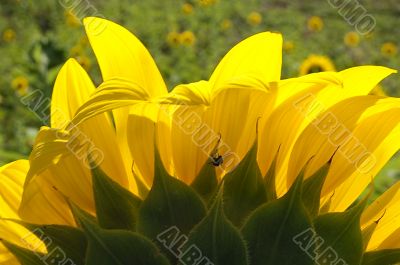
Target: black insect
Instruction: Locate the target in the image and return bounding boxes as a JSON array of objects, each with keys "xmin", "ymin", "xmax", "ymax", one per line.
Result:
[
  {"xmin": 209, "ymin": 133, "xmax": 224, "ymax": 167},
  {"xmin": 209, "ymin": 153, "xmax": 224, "ymax": 166}
]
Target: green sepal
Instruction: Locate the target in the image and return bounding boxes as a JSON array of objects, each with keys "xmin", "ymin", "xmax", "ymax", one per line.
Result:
[
  {"xmin": 190, "ymin": 159, "xmax": 218, "ymax": 203},
  {"xmin": 264, "ymin": 152, "xmax": 278, "ymax": 202},
  {"xmin": 362, "ymin": 222, "xmax": 378, "ymax": 251},
  {"xmin": 179, "ymin": 187, "xmax": 249, "ymax": 265},
  {"xmin": 92, "ymin": 166, "xmax": 142, "ymax": 231},
  {"xmin": 241, "ymin": 172, "xmax": 314, "ymax": 265},
  {"xmin": 362, "ymin": 249, "xmax": 400, "ymax": 265},
  {"xmin": 72, "ymin": 204, "xmax": 170, "ymax": 265},
  {"xmin": 302, "ymin": 164, "xmax": 329, "ymax": 218},
  {"xmin": 313, "ymin": 198, "xmax": 368, "ymax": 265},
  {"xmin": 1, "ymin": 239, "xmax": 46, "ymax": 265},
  {"xmin": 223, "ymin": 142, "xmax": 267, "ymax": 226},
  {"xmin": 5, "ymin": 219, "xmax": 87, "ymax": 265},
  {"xmin": 136, "ymin": 147, "xmax": 206, "ymax": 257}
]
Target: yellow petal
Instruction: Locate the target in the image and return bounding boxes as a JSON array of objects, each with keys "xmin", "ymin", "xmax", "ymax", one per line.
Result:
[
  {"xmin": 324, "ymin": 103, "xmax": 400, "ymax": 212},
  {"xmin": 264, "ymin": 67, "xmax": 395, "ymax": 196},
  {"xmin": 209, "ymin": 32, "xmax": 282, "ymax": 88},
  {"xmin": 361, "ymin": 181, "xmax": 400, "ymax": 250},
  {"xmin": 52, "ymin": 59, "xmax": 131, "ymax": 192},
  {"xmin": 84, "ymin": 17, "xmax": 168, "ymax": 186},
  {"xmin": 19, "ymin": 170, "xmax": 75, "ymax": 226},
  {"xmin": 26, "ymin": 127, "xmax": 95, "ymax": 213},
  {"xmin": 0, "ymin": 160, "xmax": 28, "ymax": 219},
  {"xmin": 83, "ymin": 17, "xmax": 167, "ymax": 97}
]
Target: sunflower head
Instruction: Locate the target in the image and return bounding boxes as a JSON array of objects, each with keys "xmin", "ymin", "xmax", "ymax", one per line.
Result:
[
  {"xmin": 198, "ymin": 0, "xmax": 217, "ymax": 7},
  {"xmin": 76, "ymin": 55, "xmax": 92, "ymax": 71},
  {"xmin": 344, "ymin": 31, "xmax": 360, "ymax": 47},
  {"xmin": 247, "ymin": 11, "xmax": 263, "ymax": 26},
  {"xmin": 299, "ymin": 55, "xmax": 336, "ymax": 75},
  {"xmin": 65, "ymin": 10, "xmax": 81, "ymax": 27},
  {"xmin": 166, "ymin": 31, "xmax": 181, "ymax": 47},
  {"xmin": 307, "ymin": 16, "xmax": 324, "ymax": 32},
  {"xmin": 221, "ymin": 19, "xmax": 233, "ymax": 31},
  {"xmin": 182, "ymin": 3, "xmax": 194, "ymax": 14},
  {"xmin": 370, "ymin": 84, "xmax": 387, "ymax": 96},
  {"xmin": 381, "ymin": 42, "xmax": 398, "ymax": 57},
  {"xmin": 180, "ymin": 31, "xmax": 196, "ymax": 46},
  {"xmin": 2, "ymin": 28, "xmax": 16, "ymax": 43},
  {"xmin": 283, "ymin": 40, "xmax": 295, "ymax": 53},
  {"xmin": 11, "ymin": 76, "xmax": 29, "ymax": 96}
]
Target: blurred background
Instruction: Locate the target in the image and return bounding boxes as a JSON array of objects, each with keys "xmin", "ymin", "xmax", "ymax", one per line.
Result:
[{"xmin": 0, "ymin": 0, "xmax": 399, "ymax": 197}]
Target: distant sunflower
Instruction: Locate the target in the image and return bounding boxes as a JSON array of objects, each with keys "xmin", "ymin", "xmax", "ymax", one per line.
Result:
[
  {"xmin": 307, "ymin": 16, "xmax": 323, "ymax": 32},
  {"xmin": 65, "ymin": 11, "xmax": 80, "ymax": 27},
  {"xmin": 344, "ymin": 31, "xmax": 360, "ymax": 47},
  {"xmin": 198, "ymin": 0, "xmax": 216, "ymax": 6},
  {"xmin": 247, "ymin": 12, "xmax": 262, "ymax": 26},
  {"xmin": 182, "ymin": 3, "xmax": 194, "ymax": 15},
  {"xmin": 180, "ymin": 31, "xmax": 196, "ymax": 46},
  {"xmin": 283, "ymin": 41, "xmax": 294, "ymax": 53},
  {"xmin": 11, "ymin": 76, "xmax": 29, "ymax": 96},
  {"xmin": 299, "ymin": 55, "xmax": 336, "ymax": 75},
  {"xmin": 221, "ymin": 19, "xmax": 232, "ymax": 31},
  {"xmin": 2, "ymin": 28, "xmax": 16, "ymax": 43},
  {"xmin": 381, "ymin": 42, "xmax": 398, "ymax": 57},
  {"xmin": 166, "ymin": 31, "xmax": 181, "ymax": 47},
  {"xmin": 76, "ymin": 55, "xmax": 92, "ymax": 71}
]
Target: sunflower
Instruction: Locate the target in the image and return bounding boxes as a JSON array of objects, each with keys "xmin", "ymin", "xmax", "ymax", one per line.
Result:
[
  {"xmin": 2, "ymin": 28, "xmax": 16, "ymax": 43},
  {"xmin": 179, "ymin": 30, "xmax": 196, "ymax": 46},
  {"xmin": 283, "ymin": 40, "xmax": 294, "ymax": 53},
  {"xmin": 247, "ymin": 11, "xmax": 262, "ymax": 26},
  {"xmin": 381, "ymin": 42, "xmax": 398, "ymax": 57},
  {"xmin": 11, "ymin": 76, "xmax": 29, "ymax": 96},
  {"xmin": 299, "ymin": 54, "xmax": 336, "ymax": 75},
  {"xmin": 182, "ymin": 3, "xmax": 194, "ymax": 15},
  {"xmin": 344, "ymin": 31, "xmax": 360, "ymax": 47},
  {"xmin": 166, "ymin": 31, "xmax": 181, "ymax": 46},
  {"xmin": 307, "ymin": 16, "xmax": 323, "ymax": 32},
  {"xmin": 220, "ymin": 19, "xmax": 232, "ymax": 31},
  {"xmin": 2, "ymin": 17, "xmax": 400, "ymax": 265},
  {"xmin": 65, "ymin": 10, "xmax": 81, "ymax": 27},
  {"xmin": 370, "ymin": 84, "xmax": 386, "ymax": 96}
]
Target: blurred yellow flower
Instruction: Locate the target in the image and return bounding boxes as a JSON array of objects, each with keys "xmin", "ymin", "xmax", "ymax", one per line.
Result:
[
  {"xmin": 11, "ymin": 76, "xmax": 29, "ymax": 96},
  {"xmin": 283, "ymin": 41, "xmax": 294, "ymax": 52},
  {"xmin": 370, "ymin": 84, "xmax": 386, "ymax": 96},
  {"xmin": 307, "ymin": 16, "xmax": 323, "ymax": 32},
  {"xmin": 2, "ymin": 28, "xmax": 16, "ymax": 43},
  {"xmin": 70, "ymin": 45, "xmax": 83, "ymax": 57},
  {"xmin": 182, "ymin": 3, "xmax": 194, "ymax": 14},
  {"xmin": 221, "ymin": 19, "xmax": 232, "ymax": 31},
  {"xmin": 65, "ymin": 10, "xmax": 80, "ymax": 27},
  {"xmin": 79, "ymin": 36, "xmax": 89, "ymax": 46},
  {"xmin": 344, "ymin": 31, "xmax": 360, "ymax": 47},
  {"xmin": 166, "ymin": 31, "xmax": 181, "ymax": 46},
  {"xmin": 198, "ymin": 0, "xmax": 216, "ymax": 6},
  {"xmin": 180, "ymin": 30, "xmax": 196, "ymax": 46},
  {"xmin": 247, "ymin": 12, "xmax": 262, "ymax": 26},
  {"xmin": 299, "ymin": 54, "xmax": 336, "ymax": 75},
  {"xmin": 76, "ymin": 55, "xmax": 92, "ymax": 71},
  {"xmin": 381, "ymin": 42, "xmax": 398, "ymax": 57}
]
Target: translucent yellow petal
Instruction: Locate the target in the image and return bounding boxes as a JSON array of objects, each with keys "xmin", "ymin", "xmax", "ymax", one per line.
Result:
[
  {"xmin": 26, "ymin": 127, "xmax": 95, "ymax": 213},
  {"xmin": 209, "ymin": 79, "xmax": 271, "ymax": 174},
  {"xmin": 325, "ymin": 106, "xmax": 400, "ymax": 212},
  {"xmin": 0, "ymin": 160, "xmax": 28, "ymax": 219},
  {"xmin": 19, "ymin": 170, "xmax": 75, "ymax": 225},
  {"xmin": 83, "ymin": 17, "xmax": 167, "ymax": 97},
  {"xmin": 268, "ymin": 67, "xmax": 395, "ymax": 196},
  {"xmin": 209, "ymin": 32, "xmax": 282, "ymax": 88},
  {"xmin": 69, "ymin": 78, "xmax": 149, "ymax": 127},
  {"xmin": 361, "ymin": 181, "xmax": 400, "ymax": 250},
  {"xmin": 51, "ymin": 59, "xmax": 131, "ymax": 192}
]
